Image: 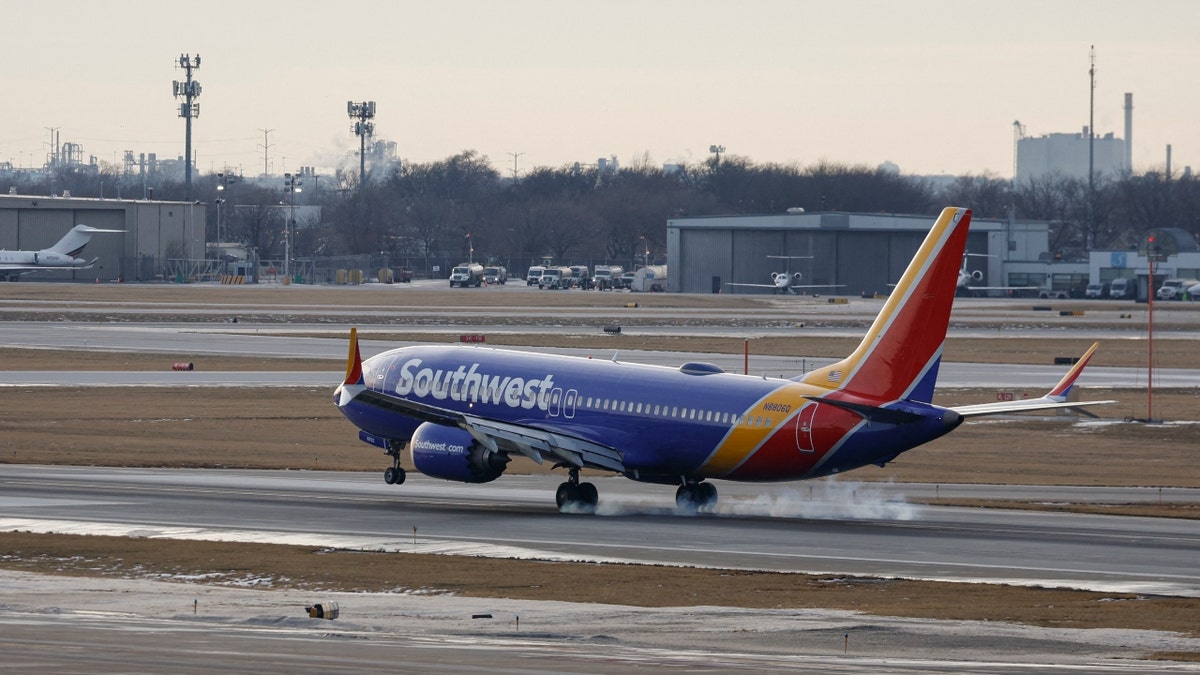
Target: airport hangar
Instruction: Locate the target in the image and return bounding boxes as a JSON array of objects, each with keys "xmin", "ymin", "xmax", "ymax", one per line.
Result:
[
  {"xmin": 0, "ymin": 193, "xmax": 206, "ymax": 282},
  {"xmin": 666, "ymin": 210, "xmax": 1060, "ymax": 296}
]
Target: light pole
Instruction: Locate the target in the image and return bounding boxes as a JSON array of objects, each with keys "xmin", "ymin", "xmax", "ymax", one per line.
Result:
[
  {"xmin": 283, "ymin": 172, "xmax": 303, "ymax": 279},
  {"xmin": 213, "ymin": 198, "xmax": 225, "ymax": 262},
  {"xmin": 709, "ymin": 144, "xmax": 725, "ymax": 167}
]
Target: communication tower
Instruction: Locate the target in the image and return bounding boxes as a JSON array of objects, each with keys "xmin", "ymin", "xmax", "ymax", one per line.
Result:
[
  {"xmin": 173, "ymin": 54, "xmax": 202, "ymax": 200},
  {"xmin": 347, "ymin": 101, "xmax": 376, "ymax": 189}
]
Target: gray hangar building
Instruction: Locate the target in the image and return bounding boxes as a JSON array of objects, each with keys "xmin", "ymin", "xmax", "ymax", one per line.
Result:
[
  {"xmin": 0, "ymin": 193, "xmax": 206, "ymax": 282},
  {"xmin": 666, "ymin": 211, "xmax": 1050, "ymax": 296}
]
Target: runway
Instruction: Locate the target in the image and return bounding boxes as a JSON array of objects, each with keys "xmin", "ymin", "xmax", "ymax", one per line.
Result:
[
  {"xmin": 5, "ymin": 293, "xmax": 1200, "ymax": 670},
  {"xmin": 3, "ymin": 465, "xmax": 1198, "ymax": 597},
  {"xmin": 5, "ymin": 321, "xmax": 1198, "ymax": 387}
]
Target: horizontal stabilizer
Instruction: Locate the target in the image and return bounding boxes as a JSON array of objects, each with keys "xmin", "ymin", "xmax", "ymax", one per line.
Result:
[
  {"xmin": 951, "ymin": 342, "xmax": 1114, "ymax": 418},
  {"xmin": 803, "ymin": 396, "xmax": 923, "ymax": 424}
]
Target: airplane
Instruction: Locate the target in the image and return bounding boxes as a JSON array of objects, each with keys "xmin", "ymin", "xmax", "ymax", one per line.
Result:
[
  {"xmin": 0, "ymin": 224, "xmax": 124, "ymax": 281},
  {"xmin": 335, "ymin": 207, "xmax": 1114, "ymax": 513},
  {"xmin": 956, "ymin": 253, "xmax": 1037, "ymax": 296},
  {"xmin": 726, "ymin": 255, "xmax": 841, "ymax": 295}
]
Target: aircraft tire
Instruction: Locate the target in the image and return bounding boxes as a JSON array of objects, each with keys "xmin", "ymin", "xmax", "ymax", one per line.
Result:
[
  {"xmin": 384, "ymin": 467, "xmax": 406, "ymax": 485},
  {"xmin": 675, "ymin": 484, "xmax": 697, "ymax": 511},
  {"xmin": 555, "ymin": 482, "xmax": 574, "ymax": 510},
  {"xmin": 578, "ymin": 482, "xmax": 599, "ymax": 508},
  {"xmin": 696, "ymin": 482, "xmax": 718, "ymax": 511},
  {"xmin": 555, "ymin": 482, "xmax": 597, "ymax": 514}
]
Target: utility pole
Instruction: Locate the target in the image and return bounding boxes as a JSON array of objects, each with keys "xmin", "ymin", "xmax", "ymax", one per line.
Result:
[
  {"xmin": 1086, "ymin": 46, "xmax": 1095, "ymax": 250},
  {"xmin": 283, "ymin": 172, "xmax": 303, "ymax": 280},
  {"xmin": 173, "ymin": 54, "xmax": 202, "ymax": 201},
  {"xmin": 507, "ymin": 152, "xmax": 525, "ymax": 178},
  {"xmin": 258, "ymin": 128, "xmax": 274, "ymax": 177},
  {"xmin": 44, "ymin": 127, "xmax": 60, "ymax": 168}
]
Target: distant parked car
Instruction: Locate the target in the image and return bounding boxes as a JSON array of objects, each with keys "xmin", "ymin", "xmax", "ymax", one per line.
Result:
[{"xmin": 1085, "ymin": 283, "xmax": 1105, "ymax": 299}]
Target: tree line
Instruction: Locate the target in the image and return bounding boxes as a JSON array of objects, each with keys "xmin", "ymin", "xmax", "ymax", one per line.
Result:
[{"xmin": 4, "ymin": 152, "xmax": 1198, "ymax": 270}]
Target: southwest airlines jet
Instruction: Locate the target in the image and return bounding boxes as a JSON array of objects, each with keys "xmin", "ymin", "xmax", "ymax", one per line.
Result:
[{"xmin": 335, "ymin": 207, "xmax": 1112, "ymax": 513}]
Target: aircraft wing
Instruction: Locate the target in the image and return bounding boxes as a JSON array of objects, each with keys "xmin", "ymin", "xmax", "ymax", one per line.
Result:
[
  {"xmin": 950, "ymin": 342, "xmax": 1115, "ymax": 418},
  {"xmin": 963, "ymin": 285, "xmax": 1039, "ymax": 292},
  {"xmin": 725, "ymin": 282, "xmax": 779, "ymax": 289},
  {"xmin": 347, "ymin": 387, "xmax": 626, "ymax": 472}
]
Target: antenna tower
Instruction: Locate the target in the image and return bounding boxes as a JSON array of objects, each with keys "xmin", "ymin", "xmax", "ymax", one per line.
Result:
[{"xmin": 173, "ymin": 54, "xmax": 202, "ymax": 200}]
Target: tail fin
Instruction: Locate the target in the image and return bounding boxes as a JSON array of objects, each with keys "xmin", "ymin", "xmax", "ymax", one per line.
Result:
[
  {"xmin": 49, "ymin": 224, "xmax": 124, "ymax": 258},
  {"xmin": 343, "ymin": 327, "xmax": 364, "ymax": 387},
  {"xmin": 337, "ymin": 327, "xmax": 366, "ymax": 407},
  {"xmin": 801, "ymin": 207, "xmax": 972, "ymax": 402}
]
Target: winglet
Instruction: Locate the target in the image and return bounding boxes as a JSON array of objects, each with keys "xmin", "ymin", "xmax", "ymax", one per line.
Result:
[
  {"xmin": 1046, "ymin": 341, "xmax": 1100, "ymax": 401},
  {"xmin": 343, "ymin": 327, "xmax": 364, "ymax": 387}
]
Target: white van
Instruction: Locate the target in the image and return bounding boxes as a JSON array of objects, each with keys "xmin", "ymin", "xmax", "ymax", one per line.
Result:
[
  {"xmin": 1108, "ymin": 278, "xmax": 1134, "ymax": 299},
  {"xmin": 526, "ymin": 266, "xmax": 544, "ymax": 286}
]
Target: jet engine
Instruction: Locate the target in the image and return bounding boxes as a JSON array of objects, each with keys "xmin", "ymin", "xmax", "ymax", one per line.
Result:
[
  {"xmin": 969, "ymin": 269, "xmax": 983, "ymax": 281},
  {"xmin": 409, "ymin": 423, "xmax": 509, "ymax": 484}
]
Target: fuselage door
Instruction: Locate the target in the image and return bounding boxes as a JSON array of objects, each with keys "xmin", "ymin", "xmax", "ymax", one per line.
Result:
[
  {"xmin": 548, "ymin": 387, "xmax": 563, "ymax": 417},
  {"xmin": 562, "ymin": 389, "xmax": 578, "ymax": 419},
  {"xmin": 795, "ymin": 402, "xmax": 817, "ymax": 453}
]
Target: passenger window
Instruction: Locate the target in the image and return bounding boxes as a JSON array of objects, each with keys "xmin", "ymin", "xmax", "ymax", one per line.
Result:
[{"xmin": 636, "ymin": 403, "xmax": 643, "ymax": 414}]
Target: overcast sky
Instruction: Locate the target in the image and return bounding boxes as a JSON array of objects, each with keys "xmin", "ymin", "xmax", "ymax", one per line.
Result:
[{"xmin": 4, "ymin": 0, "xmax": 1197, "ymax": 179}]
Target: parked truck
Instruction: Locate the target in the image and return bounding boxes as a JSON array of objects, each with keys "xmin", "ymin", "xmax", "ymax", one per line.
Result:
[
  {"xmin": 630, "ymin": 265, "xmax": 668, "ymax": 292},
  {"xmin": 538, "ymin": 266, "xmax": 572, "ymax": 289},
  {"xmin": 483, "ymin": 265, "xmax": 508, "ymax": 285},
  {"xmin": 449, "ymin": 262, "xmax": 484, "ymax": 287},
  {"xmin": 592, "ymin": 265, "xmax": 624, "ymax": 290}
]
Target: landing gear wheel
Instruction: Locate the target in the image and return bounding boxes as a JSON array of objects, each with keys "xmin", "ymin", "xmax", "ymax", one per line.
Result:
[
  {"xmin": 676, "ymin": 481, "xmax": 718, "ymax": 512},
  {"xmin": 383, "ymin": 442, "xmax": 407, "ymax": 486},
  {"xmin": 554, "ymin": 468, "xmax": 598, "ymax": 514}
]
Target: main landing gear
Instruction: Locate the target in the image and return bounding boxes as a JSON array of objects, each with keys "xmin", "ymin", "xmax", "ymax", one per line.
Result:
[
  {"xmin": 675, "ymin": 480, "xmax": 718, "ymax": 512},
  {"xmin": 555, "ymin": 466, "xmax": 598, "ymax": 514},
  {"xmin": 383, "ymin": 442, "xmax": 406, "ymax": 486}
]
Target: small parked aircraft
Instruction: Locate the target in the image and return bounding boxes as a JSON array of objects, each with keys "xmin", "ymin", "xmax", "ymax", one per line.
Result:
[
  {"xmin": 727, "ymin": 255, "xmax": 841, "ymax": 295},
  {"xmin": 0, "ymin": 224, "xmax": 124, "ymax": 281}
]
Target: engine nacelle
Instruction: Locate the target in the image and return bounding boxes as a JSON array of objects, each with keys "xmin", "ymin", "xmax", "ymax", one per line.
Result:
[
  {"xmin": 410, "ymin": 423, "xmax": 509, "ymax": 484},
  {"xmin": 970, "ymin": 269, "xmax": 983, "ymax": 281}
]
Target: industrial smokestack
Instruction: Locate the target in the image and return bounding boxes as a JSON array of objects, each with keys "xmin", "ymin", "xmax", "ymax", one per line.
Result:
[
  {"xmin": 1124, "ymin": 93, "xmax": 1133, "ymax": 173},
  {"xmin": 1167, "ymin": 144, "xmax": 1173, "ymax": 179}
]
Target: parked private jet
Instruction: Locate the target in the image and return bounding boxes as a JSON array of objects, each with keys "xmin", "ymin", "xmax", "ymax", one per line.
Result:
[
  {"xmin": 0, "ymin": 224, "xmax": 124, "ymax": 281},
  {"xmin": 956, "ymin": 252, "xmax": 1037, "ymax": 296},
  {"xmin": 726, "ymin": 255, "xmax": 841, "ymax": 295},
  {"xmin": 335, "ymin": 207, "xmax": 1112, "ymax": 513}
]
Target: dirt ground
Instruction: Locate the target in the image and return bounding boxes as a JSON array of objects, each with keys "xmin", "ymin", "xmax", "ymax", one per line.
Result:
[{"xmin": 1, "ymin": 531, "xmax": 1197, "ymax": 640}]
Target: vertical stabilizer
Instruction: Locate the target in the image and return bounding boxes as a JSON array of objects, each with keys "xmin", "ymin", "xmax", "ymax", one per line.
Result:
[
  {"xmin": 801, "ymin": 207, "xmax": 972, "ymax": 402},
  {"xmin": 49, "ymin": 225, "xmax": 100, "ymax": 258}
]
